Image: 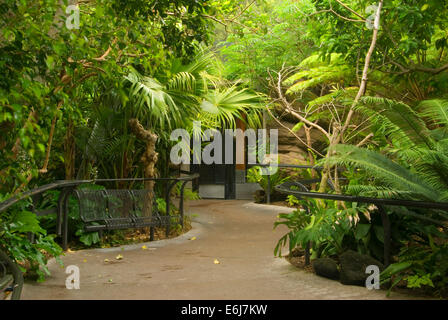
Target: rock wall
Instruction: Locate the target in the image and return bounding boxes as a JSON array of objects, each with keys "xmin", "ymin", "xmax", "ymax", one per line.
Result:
[{"xmin": 267, "ymin": 118, "xmax": 325, "ymax": 165}]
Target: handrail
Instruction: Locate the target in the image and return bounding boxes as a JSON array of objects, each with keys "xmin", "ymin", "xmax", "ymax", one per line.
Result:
[
  {"xmin": 0, "ymin": 174, "xmax": 200, "ymax": 214},
  {"xmin": 275, "ymin": 186, "xmax": 448, "ymax": 212},
  {"xmin": 246, "ymin": 164, "xmax": 326, "ymax": 204},
  {"xmin": 0, "ymin": 180, "xmax": 90, "ymax": 214}
]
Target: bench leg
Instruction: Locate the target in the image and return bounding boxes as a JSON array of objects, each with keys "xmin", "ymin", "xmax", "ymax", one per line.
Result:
[
  {"xmin": 305, "ymin": 241, "xmax": 311, "ymax": 266},
  {"xmin": 165, "ymin": 223, "xmax": 170, "ymax": 238},
  {"xmin": 150, "ymin": 226, "xmax": 154, "ymax": 241}
]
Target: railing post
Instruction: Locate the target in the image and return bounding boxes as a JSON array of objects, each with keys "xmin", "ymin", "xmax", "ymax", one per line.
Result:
[
  {"xmin": 267, "ymin": 174, "xmax": 271, "ymax": 204},
  {"xmin": 378, "ymin": 205, "xmax": 391, "ymax": 267},
  {"xmin": 56, "ymin": 189, "xmax": 66, "ymax": 236},
  {"xmin": 305, "ymin": 242, "xmax": 311, "ymax": 266},
  {"xmin": 165, "ymin": 180, "xmax": 178, "ymax": 238},
  {"xmin": 179, "ymin": 181, "xmax": 188, "ymax": 228},
  {"xmin": 62, "ymin": 187, "xmax": 75, "ymax": 251}
]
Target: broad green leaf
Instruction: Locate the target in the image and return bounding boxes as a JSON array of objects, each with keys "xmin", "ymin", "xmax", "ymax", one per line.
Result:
[{"xmin": 355, "ymin": 223, "xmax": 371, "ymax": 240}]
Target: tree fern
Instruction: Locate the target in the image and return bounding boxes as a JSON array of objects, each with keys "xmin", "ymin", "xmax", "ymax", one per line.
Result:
[
  {"xmin": 418, "ymin": 99, "xmax": 448, "ymax": 127},
  {"xmin": 284, "ymin": 53, "xmax": 352, "ymax": 94},
  {"xmin": 360, "ymin": 97, "xmax": 434, "ymax": 148},
  {"xmin": 327, "ymin": 144, "xmax": 442, "ymax": 201}
]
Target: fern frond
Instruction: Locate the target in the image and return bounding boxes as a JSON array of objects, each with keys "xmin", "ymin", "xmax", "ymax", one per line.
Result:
[
  {"xmin": 418, "ymin": 99, "xmax": 448, "ymax": 127},
  {"xmin": 328, "ymin": 144, "xmax": 442, "ymax": 201},
  {"xmin": 361, "ymin": 97, "xmax": 434, "ymax": 148}
]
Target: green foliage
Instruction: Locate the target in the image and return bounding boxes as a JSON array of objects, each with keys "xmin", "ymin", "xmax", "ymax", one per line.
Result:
[
  {"xmin": 309, "ymin": 0, "xmax": 448, "ymax": 100},
  {"xmin": 218, "ymin": 0, "xmax": 315, "ymax": 92},
  {"xmin": 0, "ymin": 203, "xmax": 63, "ymax": 281},
  {"xmin": 246, "ymin": 166, "xmax": 290, "ymax": 197},
  {"xmin": 381, "ymin": 242, "xmax": 448, "ymax": 297},
  {"xmin": 76, "ymin": 229, "xmax": 100, "ymax": 247},
  {"xmin": 0, "ymin": 0, "xmax": 214, "ymax": 192},
  {"xmin": 175, "ymin": 183, "xmax": 201, "ymax": 201},
  {"xmin": 327, "ymin": 97, "xmax": 448, "ymax": 296},
  {"xmin": 125, "ymin": 50, "xmax": 263, "ymax": 135},
  {"xmin": 284, "ymin": 54, "xmax": 352, "ymax": 94},
  {"xmin": 274, "ymin": 198, "xmax": 374, "ymax": 259},
  {"xmin": 328, "ymin": 98, "xmax": 448, "ymax": 202}
]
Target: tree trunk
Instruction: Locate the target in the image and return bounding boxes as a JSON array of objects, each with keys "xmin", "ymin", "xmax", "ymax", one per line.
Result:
[{"xmin": 129, "ymin": 119, "xmax": 158, "ymax": 219}]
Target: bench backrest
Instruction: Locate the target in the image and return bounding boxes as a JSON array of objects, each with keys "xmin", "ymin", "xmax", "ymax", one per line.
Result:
[{"xmin": 74, "ymin": 189, "xmax": 157, "ymax": 223}]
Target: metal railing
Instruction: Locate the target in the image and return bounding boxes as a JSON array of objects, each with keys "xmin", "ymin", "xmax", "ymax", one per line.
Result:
[{"xmin": 246, "ymin": 163, "xmax": 328, "ymax": 204}]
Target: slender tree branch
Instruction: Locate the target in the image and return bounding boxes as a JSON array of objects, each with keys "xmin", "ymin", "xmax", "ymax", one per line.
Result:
[
  {"xmin": 333, "ymin": 0, "xmax": 366, "ymax": 20},
  {"xmin": 356, "ymin": 133, "xmax": 374, "ymax": 147},
  {"xmin": 273, "ymin": 69, "xmax": 331, "ymax": 140},
  {"xmin": 266, "ymin": 103, "xmax": 324, "ymax": 157},
  {"xmin": 341, "ymin": 0, "xmax": 383, "ymax": 137}
]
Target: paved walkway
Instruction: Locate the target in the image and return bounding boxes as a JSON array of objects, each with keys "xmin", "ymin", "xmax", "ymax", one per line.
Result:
[{"xmin": 23, "ymin": 200, "xmax": 415, "ymax": 300}]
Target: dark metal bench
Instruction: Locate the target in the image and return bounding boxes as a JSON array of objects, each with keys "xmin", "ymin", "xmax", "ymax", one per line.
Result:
[
  {"xmin": 0, "ymin": 249, "xmax": 23, "ymax": 300},
  {"xmin": 56, "ymin": 175, "xmax": 199, "ymax": 250},
  {"xmin": 72, "ymin": 184, "xmax": 176, "ymax": 240}
]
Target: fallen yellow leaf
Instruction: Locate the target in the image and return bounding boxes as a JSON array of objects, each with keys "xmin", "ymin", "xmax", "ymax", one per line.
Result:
[
  {"xmin": 116, "ymin": 254, "xmax": 123, "ymax": 260},
  {"xmin": 141, "ymin": 245, "xmax": 148, "ymax": 250},
  {"xmin": 189, "ymin": 236, "xmax": 196, "ymax": 241},
  {"xmin": 83, "ymin": 259, "xmax": 87, "ymax": 263},
  {"xmin": 213, "ymin": 259, "xmax": 220, "ymax": 264},
  {"xmin": 104, "ymin": 258, "xmax": 110, "ymax": 263}
]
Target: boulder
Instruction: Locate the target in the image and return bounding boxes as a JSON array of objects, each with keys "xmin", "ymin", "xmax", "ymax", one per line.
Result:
[
  {"xmin": 339, "ymin": 250, "xmax": 384, "ymax": 286},
  {"xmin": 312, "ymin": 258, "xmax": 340, "ymax": 280}
]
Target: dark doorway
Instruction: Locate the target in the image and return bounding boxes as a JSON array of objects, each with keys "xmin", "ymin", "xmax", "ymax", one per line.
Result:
[{"xmin": 190, "ymin": 135, "xmax": 236, "ymax": 199}]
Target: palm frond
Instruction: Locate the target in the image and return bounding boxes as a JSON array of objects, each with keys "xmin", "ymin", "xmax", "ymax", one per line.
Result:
[
  {"xmin": 125, "ymin": 69, "xmax": 186, "ymax": 131},
  {"xmin": 199, "ymin": 86, "xmax": 264, "ymax": 129}
]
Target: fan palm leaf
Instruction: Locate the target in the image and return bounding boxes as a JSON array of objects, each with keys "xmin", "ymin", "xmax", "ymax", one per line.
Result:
[{"xmin": 199, "ymin": 86, "xmax": 264, "ymax": 129}]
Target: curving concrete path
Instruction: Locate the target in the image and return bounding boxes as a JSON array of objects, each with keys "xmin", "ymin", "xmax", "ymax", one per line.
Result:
[{"xmin": 22, "ymin": 200, "xmax": 416, "ymax": 300}]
